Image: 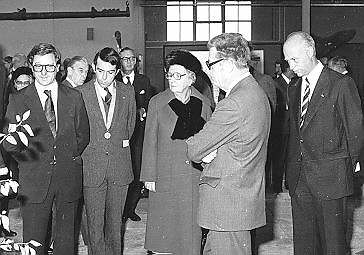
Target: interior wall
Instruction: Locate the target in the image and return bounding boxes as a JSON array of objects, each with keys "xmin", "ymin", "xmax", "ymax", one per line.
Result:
[{"xmin": 0, "ymin": 0, "xmax": 145, "ymax": 66}]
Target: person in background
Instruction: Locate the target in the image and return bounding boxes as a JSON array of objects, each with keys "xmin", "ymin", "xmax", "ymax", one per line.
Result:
[
  {"xmin": 283, "ymin": 31, "xmax": 363, "ymax": 255},
  {"xmin": 119, "ymin": 47, "xmax": 151, "ymax": 222},
  {"xmin": 9, "ymin": 66, "xmax": 33, "ymax": 92},
  {"xmin": 141, "ymin": 50, "xmax": 211, "ymax": 255},
  {"xmin": 186, "ymin": 33, "xmax": 270, "ymax": 255},
  {"xmin": 271, "ymin": 60, "xmax": 296, "ymax": 194},
  {"xmin": 327, "ymin": 56, "xmax": 349, "ymax": 75},
  {"xmin": 79, "ymin": 47, "xmax": 136, "ymax": 255},
  {"xmin": 63, "ymin": 56, "xmax": 89, "ymax": 88}
]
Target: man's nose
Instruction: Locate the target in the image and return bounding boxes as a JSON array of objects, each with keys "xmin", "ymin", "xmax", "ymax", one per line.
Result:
[
  {"xmin": 102, "ymin": 71, "xmax": 107, "ymax": 80},
  {"xmin": 41, "ymin": 67, "xmax": 47, "ymax": 75}
]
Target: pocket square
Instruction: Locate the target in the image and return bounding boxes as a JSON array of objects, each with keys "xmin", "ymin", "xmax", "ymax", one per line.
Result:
[{"xmin": 139, "ymin": 90, "xmax": 145, "ymax": 95}]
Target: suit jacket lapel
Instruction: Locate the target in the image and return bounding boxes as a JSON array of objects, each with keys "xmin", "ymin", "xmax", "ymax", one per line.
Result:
[
  {"xmin": 24, "ymin": 84, "xmax": 53, "ymax": 138},
  {"xmin": 289, "ymin": 78, "xmax": 301, "ymax": 131},
  {"xmin": 87, "ymin": 83, "xmax": 106, "ymax": 129},
  {"xmin": 301, "ymin": 68, "xmax": 330, "ymax": 131},
  {"xmin": 110, "ymin": 84, "xmax": 122, "ymax": 130}
]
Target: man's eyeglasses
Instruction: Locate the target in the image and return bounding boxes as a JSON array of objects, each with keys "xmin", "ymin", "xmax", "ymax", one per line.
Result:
[
  {"xmin": 206, "ymin": 59, "xmax": 225, "ymax": 70},
  {"xmin": 33, "ymin": 64, "xmax": 56, "ymax": 73},
  {"xmin": 121, "ymin": 56, "xmax": 137, "ymax": 62},
  {"xmin": 165, "ymin": 72, "xmax": 186, "ymax": 80}
]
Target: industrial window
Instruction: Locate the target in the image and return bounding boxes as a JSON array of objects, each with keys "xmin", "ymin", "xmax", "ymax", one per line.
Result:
[{"xmin": 167, "ymin": 1, "xmax": 251, "ymax": 42}]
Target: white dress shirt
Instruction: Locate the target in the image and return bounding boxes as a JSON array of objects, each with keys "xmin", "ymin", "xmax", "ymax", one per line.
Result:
[
  {"xmin": 301, "ymin": 61, "xmax": 324, "ymax": 106},
  {"xmin": 123, "ymin": 71, "xmax": 135, "ymax": 85}
]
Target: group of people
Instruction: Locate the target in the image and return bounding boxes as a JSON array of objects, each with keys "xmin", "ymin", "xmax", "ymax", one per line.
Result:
[{"xmin": 0, "ymin": 29, "xmax": 362, "ymax": 255}]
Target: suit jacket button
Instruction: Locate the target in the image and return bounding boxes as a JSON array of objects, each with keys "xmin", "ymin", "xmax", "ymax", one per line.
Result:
[{"xmin": 105, "ymin": 152, "xmax": 109, "ymax": 155}]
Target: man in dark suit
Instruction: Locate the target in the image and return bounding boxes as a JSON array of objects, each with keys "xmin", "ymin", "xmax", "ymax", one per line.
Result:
[
  {"xmin": 283, "ymin": 31, "xmax": 363, "ymax": 255},
  {"xmin": 2, "ymin": 43, "xmax": 90, "ymax": 255},
  {"xmin": 271, "ymin": 60, "xmax": 296, "ymax": 193},
  {"xmin": 186, "ymin": 33, "xmax": 271, "ymax": 255},
  {"xmin": 119, "ymin": 47, "xmax": 151, "ymax": 222},
  {"xmin": 62, "ymin": 56, "xmax": 89, "ymax": 88},
  {"xmin": 79, "ymin": 47, "xmax": 136, "ymax": 255}
]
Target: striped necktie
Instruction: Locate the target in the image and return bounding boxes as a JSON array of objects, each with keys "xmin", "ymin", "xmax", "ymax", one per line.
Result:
[
  {"xmin": 44, "ymin": 90, "xmax": 56, "ymax": 138},
  {"xmin": 300, "ymin": 77, "xmax": 310, "ymax": 129}
]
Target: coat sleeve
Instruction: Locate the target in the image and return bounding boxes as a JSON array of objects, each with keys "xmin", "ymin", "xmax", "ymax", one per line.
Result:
[
  {"xmin": 140, "ymin": 97, "xmax": 158, "ymax": 181},
  {"xmin": 337, "ymin": 77, "xmax": 364, "ymax": 167},
  {"xmin": 128, "ymin": 86, "xmax": 136, "ymax": 139},
  {"xmin": 75, "ymin": 91, "xmax": 90, "ymax": 156},
  {"xmin": 186, "ymin": 98, "xmax": 241, "ymax": 162}
]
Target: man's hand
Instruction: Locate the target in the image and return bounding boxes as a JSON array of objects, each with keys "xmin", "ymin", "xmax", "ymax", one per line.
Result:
[
  {"xmin": 202, "ymin": 150, "xmax": 217, "ymax": 164},
  {"xmin": 144, "ymin": 181, "xmax": 156, "ymax": 192}
]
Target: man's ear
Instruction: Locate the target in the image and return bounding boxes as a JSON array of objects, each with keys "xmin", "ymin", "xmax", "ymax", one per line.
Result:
[{"xmin": 67, "ymin": 66, "xmax": 73, "ymax": 75}]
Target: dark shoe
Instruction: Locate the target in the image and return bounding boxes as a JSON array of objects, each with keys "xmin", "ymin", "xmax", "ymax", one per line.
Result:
[
  {"xmin": 1, "ymin": 229, "xmax": 17, "ymax": 237},
  {"xmin": 128, "ymin": 212, "xmax": 141, "ymax": 221}
]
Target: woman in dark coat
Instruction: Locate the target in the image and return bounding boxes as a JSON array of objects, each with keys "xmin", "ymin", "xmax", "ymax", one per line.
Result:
[{"xmin": 141, "ymin": 50, "xmax": 212, "ymax": 255}]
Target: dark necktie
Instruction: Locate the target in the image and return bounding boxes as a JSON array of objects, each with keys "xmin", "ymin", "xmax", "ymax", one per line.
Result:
[
  {"xmin": 126, "ymin": 76, "xmax": 131, "ymax": 86},
  {"xmin": 300, "ymin": 78, "xmax": 310, "ymax": 129},
  {"xmin": 104, "ymin": 87, "xmax": 112, "ymax": 117},
  {"xmin": 44, "ymin": 90, "xmax": 56, "ymax": 138}
]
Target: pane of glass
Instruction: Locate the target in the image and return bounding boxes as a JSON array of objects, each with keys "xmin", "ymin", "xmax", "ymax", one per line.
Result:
[
  {"xmin": 167, "ymin": 22, "xmax": 180, "ymax": 41},
  {"xmin": 239, "ymin": 4, "xmax": 251, "ymax": 20},
  {"xmin": 210, "ymin": 23, "xmax": 222, "ymax": 39},
  {"xmin": 180, "ymin": 5, "xmax": 193, "ymax": 20},
  {"xmin": 197, "ymin": 5, "xmax": 209, "ymax": 21},
  {"xmin": 239, "ymin": 22, "xmax": 251, "ymax": 41},
  {"xmin": 167, "ymin": 6, "xmax": 180, "ymax": 21},
  {"xmin": 196, "ymin": 23, "xmax": 209, "ymax": 41},
  {"xmin": 210, "ymin": 5, "xmax": 221, "ymax": 21},
  {"xmin": 225, "ymin": 2, "xmax": 238, "ymax": 20},
  {"xmin": 225, "ymin": 22, "xmax": 238, "ymax": 33},
  {"xmin": 180, "ymin": 1, "xmax": 193, "ymax": 5},
  {"xmin": 181, "ymin": 22, "xmax": 193, "ymax": 41}
]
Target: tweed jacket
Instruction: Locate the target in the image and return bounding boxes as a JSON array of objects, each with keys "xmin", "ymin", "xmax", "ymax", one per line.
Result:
[
  {"xmin": 79, "ymin": 79, "xmax": 136, "ymax": 187},
  {"xmin": 186, "ymin": 75, "xmax": 271, "ymax": 231}
]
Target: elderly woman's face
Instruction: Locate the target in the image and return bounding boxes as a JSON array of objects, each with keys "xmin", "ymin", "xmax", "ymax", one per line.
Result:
[
  {"xmin": 14, "ymin": 74, "xmax": 32, "ymax": 90},
  {"xmin": 166, "ymin": 64, "xmax": 193, "ymax": 94}
]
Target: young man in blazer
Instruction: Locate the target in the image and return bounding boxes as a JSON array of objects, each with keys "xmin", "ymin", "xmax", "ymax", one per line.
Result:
[
  {"xmin": 283, "ymin": 31, "xmax": 363, "ymax": 255},
  {"xmin": 79, "ymin": 47, "xmax": 136, "ymax": 255},
  {"xmin": 2, "ymin": 43, "xmax": 90, "ymax": 255},
  {"xmin": 119, "ymin": 47, "xmax": 152, "ymax": 222},
  {"xmin": 186, "ymin": 33, "xmax": 271, "ymax": 255}
]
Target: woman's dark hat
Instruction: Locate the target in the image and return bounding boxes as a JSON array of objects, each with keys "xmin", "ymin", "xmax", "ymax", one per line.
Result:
[
  {"xmin": 12, "ymin": 66, "xmax": 33, "ymax": 80},
  {"xmin": 164, "ymin": 50, "xmax": 202, "ymax": 74}
]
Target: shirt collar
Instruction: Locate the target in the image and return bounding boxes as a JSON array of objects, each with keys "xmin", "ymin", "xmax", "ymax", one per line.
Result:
[
  {"xmin": 66, "ymin": 77, "xmax": 77, "ymax": 88},
  {"xmin": 35, "ymin": 80, "xmax": 58, "ymax": 94},
  {"xmin": 303, "ymin": 61, "xmax": 324, "ymax": 88},
  {"xmin": 225, "ymin": 71, "xmax": 251, "ymax": 97},
  {"xmin": 94, "ymin": 79, "xmax": 116, "ymax": 97},
  {"xmin": 281, "ymin": 73, "xmax": 291, "ymax": 84}
]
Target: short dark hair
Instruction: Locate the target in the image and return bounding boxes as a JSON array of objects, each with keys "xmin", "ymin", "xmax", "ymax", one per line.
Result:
[
  {"xmin": 120, "ymin": 47, "xmax": 135, "ymax": 55},
  {"xmin": 93, "ymin": 47, "xmax": 121, "ymax": 70},
  {"xmin": 27, "ymin": 43, "xmax": 61, "ymax": 65}
]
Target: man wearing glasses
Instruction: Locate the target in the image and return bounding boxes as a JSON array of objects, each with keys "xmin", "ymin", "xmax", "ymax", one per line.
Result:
[
  {"xmin": 63, "ymin": 56, "xmax": 89, "ymax": 88},
  {"xmin": 79, "ymin": 47, "xmax": 136, "ymax": 255},
  {"xmin": 186, "ymin": 33, "xmax": 271, "ymax": 255},
  {"xmin": 2, "ymin": 42, "xmax": 90, "ymax": 255},
  {"xmin": 118, "ymin": 47, "xmax": 152, "ymax": 222}
]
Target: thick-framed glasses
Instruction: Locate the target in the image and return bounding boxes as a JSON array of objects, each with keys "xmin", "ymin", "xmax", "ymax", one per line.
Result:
[
  {"xmin": 165, "ymin": 72, "xmax": 186, "ymax": 80},
  {"xmin": 121, "ymin": 56, "xmax": 137, "ymax": 63},
  {"xmin": 206, "ymin": 59, "xmax": 225, "ymax": 70},
  {"xmin": 33, "ymin": 64, "xmax": 56, "ymax": 73}
]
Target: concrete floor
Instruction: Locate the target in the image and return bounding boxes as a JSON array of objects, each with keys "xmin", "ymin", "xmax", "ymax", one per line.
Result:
[{"xmin": 5, "ymin": 182, "xmax": 364, "ymax": 254}]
